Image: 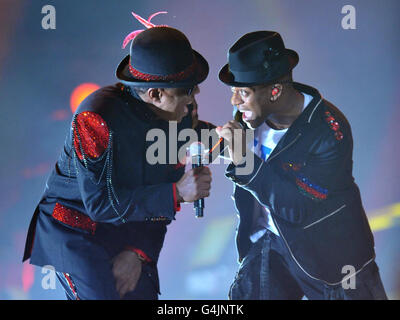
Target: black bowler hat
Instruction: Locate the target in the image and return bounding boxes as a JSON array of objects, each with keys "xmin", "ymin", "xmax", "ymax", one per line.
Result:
[
  {"xmin": 116, "ymin": 26, "xmax": 209, "ymax": 88},
  {"xmin": 219, "ymin": 31, "xmax": 299, "ymax": 87}
]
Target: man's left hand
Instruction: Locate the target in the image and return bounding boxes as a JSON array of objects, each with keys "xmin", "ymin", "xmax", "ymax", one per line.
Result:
[{"xmin": 112, "ymin": 250, "xmax": 142, "ymax": 298}]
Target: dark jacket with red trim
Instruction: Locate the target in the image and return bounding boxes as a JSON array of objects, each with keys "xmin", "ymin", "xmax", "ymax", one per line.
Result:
[
  {"xmin": 227, "ymin": 82, "xmax": 375, "ymax": 284},
  {"xmin": 22, "ymin": 83, "xmax": 211, "ymax": 276}
]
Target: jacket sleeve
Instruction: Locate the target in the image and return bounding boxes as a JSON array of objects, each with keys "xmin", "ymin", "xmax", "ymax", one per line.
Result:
[
  {"xmin": 225, "ymin": 122, "xmax": 352, "ymax": 224},
  {"xmin": 72, "ymin": 111, "xmax": 179, "ymax": 225}
]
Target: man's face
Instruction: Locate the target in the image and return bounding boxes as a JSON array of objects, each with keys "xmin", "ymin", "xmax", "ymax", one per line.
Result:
[
  {"xmin": 158, "ymin": 86, "xmax": 199, "ymax": 123},
  {"xmin": 230, "ymin": 85, "xmax": 276, "ymax": 129}
]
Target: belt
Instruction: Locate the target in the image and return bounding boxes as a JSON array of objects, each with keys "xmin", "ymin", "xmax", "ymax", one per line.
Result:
[{"xmin": 52, "ymin": 202, "xmax": 97, "ymax": 235}]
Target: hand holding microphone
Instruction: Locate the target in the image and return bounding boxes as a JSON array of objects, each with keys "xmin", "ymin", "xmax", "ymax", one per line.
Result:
[
  {"xmin": 190, "ymin": 142, "xmax": 206, "ymax": 217},
  {"xmin": 175, "ymin": 142, "xmax": 211, "ymax": 218},
  {"xmin": 216, "ymin": 120, "xmax": 247, "ymax": 165}
]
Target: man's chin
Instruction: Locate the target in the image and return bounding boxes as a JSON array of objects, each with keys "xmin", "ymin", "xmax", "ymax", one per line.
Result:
[
  {"xmin": 244, "ymin": 118, "xmax": 262, "ymax": 130},
  {"xmin": 168, "ymin": 113, "xmax": 185, "ymax": 123},
  {"xmin": 176, "ymin": 115, "xmax": 186, "ymax": 123}
]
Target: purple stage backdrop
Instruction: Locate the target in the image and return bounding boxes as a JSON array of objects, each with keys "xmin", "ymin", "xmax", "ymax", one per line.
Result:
[{"xmin": 0, "ymin": 0, "xmax": 399, "ymax": 299}]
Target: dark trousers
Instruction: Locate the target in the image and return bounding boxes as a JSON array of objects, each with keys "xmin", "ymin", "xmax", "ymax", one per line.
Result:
[
  {"xmin": 229, "ymin": 230, "xmax": 388, "ymax": 300},
  {"xmin": 56, "ymin": 262, "xmax": 159, "ymax": 300}
]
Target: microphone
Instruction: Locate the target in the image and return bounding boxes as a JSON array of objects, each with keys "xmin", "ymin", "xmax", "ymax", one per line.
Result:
[{"xmin": 189, "ymin": 142, "xmax": 205, "ymax": 218}]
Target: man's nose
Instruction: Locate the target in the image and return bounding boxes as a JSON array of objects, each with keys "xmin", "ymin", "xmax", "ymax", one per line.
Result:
[
  {"xmin": 193, "ymin": 85, "xmax": 200, "ymax": 95},
  {"xmin": 187, "ymin": 86, "xmax": 198, "ymax": 104}
]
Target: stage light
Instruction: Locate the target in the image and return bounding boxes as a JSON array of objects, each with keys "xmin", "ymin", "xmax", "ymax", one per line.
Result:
[{"xmin": 70, "ymin": 83, "xmax": 100, "ymax": 113}]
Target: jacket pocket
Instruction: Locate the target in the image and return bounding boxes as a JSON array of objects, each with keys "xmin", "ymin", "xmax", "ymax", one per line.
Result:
[{"xmin": 303, "ymin": 204, "xmax": 346, "ymax": 229}]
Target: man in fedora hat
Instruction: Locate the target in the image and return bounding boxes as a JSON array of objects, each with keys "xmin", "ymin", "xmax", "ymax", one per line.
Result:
[
  {"xmin": 216, "ymin": 31, "xmax": 387, "ymax": 300},
  {"xmin": 22, "ymin": 22, "xmax": 213, "ymax": 299}
]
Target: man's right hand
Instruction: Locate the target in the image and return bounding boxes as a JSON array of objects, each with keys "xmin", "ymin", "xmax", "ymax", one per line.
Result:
[
  {"xmin": 176, "ymin": 167, "xmax": 212, "ymax": 203},
  {"xmin": 112, "ymin": 250, "xmax": 142, "ymax": 298}
]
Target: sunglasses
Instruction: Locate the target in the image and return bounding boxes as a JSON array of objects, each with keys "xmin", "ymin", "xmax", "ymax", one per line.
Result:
[
  {"xmin": 176, "ymin": 86, "xmax": 195, "ymax": 96},
  {"xmin": 186, "ymin": 86, "xmax": 194, "ymax": 96}
]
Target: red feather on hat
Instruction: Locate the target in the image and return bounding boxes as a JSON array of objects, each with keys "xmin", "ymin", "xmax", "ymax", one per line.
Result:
[{"xmin": 122, "ymin": 11, "xmax": 168, "ymax": 49}]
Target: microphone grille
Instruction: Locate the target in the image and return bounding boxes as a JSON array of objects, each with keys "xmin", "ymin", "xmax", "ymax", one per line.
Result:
[{"xmin": 189, "ymin": 142, "xmax": 205, "ymax": 156}]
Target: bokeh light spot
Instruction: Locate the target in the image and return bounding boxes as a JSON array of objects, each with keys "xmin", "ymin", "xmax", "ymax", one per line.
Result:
[
  {"xmin": 22, "ymin": 262, "xmax": 34, "ymax": 292},
  {"xmin": 70, "ymin": 83, "xmax": 100, "ymax": 113}
]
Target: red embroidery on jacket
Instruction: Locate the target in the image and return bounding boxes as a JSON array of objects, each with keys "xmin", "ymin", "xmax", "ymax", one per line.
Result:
[
  {"xmin": 296, "ymin": 179, "xmax": 327, "ymax": 200},
  {"xmin": 73, "ymin": 112, "xmax": 109, "ymax": 160},
  {"xmin": 324, "ymin": 111, "xmax": 343, "ymax": 141},
  {"xmin": 52, "ymin": 203, "xmax": 97, "ymax": 234}
]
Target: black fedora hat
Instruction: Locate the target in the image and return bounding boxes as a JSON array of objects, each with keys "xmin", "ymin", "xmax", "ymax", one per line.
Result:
[
  {"xmin": 116, "ymin": 26, "xmax": 209, "ymax": 88},
  {"xmin": 219, "ymin": 31, "xmax": 299, "ymax": 87}
]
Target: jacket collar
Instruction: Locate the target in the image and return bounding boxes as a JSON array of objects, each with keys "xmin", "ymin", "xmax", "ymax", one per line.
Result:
[
  {"xmin": 117, "ymin": 82, "xmax": 166, "ymax": 125},
  {"xmin": 292, "ymin": 82, "xmax": 323, "ymax": 125},
  {"xmin": 264, "ymin": 82, "xmax": 323, "ymax": 162},
  {"xmin": 278, "ymin": 82, "xmax": 324, "ymax": 136}
]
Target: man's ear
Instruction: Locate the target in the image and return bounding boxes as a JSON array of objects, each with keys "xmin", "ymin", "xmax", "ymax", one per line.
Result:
[
  {"xmin": 148, "ymin": 88, "xmax": 163, "ymax": 104},
  {"xmin": 270, "ymin": 83, "xmax": 283, "ymax": 102}
]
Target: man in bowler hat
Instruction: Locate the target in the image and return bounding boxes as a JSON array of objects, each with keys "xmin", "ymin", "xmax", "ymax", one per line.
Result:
[
  {"xmin": 216, "ymin": 31, "xmax": 387, "ymax": 300},
  {"xmin": 22, "ymin": 15, "xmax": 212, "ymax": 299}
]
